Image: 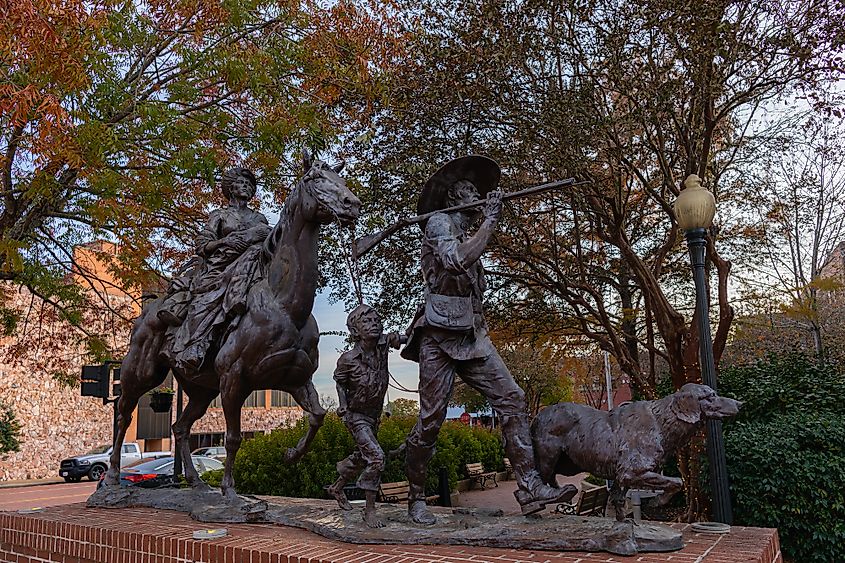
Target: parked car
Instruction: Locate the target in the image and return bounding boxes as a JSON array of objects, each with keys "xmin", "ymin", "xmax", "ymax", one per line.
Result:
[
  {"xmin": 191, "ymin": 446, "xmax": 226, "ymax": 461},
  {"xmin": 96, "ymin": 456, "xmax": 224, "ymax": 489},
  {"xmin": 59, "ymin": 443, "xmax": 170, "ymax": 482}
]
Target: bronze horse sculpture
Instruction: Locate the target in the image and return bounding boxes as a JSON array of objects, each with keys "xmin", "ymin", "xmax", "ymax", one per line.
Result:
[{"xmin": 103, "ymin": 152, "xmax": 361, "ymax": 501}]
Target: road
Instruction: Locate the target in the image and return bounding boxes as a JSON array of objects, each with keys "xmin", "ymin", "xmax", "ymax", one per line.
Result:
[{"xmin": 0, "ymin": 482, "xmax": 97, "ymax": 512}]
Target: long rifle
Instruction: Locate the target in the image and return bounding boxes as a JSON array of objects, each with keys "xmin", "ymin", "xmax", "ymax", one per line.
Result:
[{"xmin": 352, "ymin": 177, "xmax": 580, "ymax": 259}]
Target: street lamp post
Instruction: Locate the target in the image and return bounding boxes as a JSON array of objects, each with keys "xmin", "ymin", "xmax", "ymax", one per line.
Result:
[{"xmin": 674, "ymin": 174, "xmax": 733, "ymax": 525}]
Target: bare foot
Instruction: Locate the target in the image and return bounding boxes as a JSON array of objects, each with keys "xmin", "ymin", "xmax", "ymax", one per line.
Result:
[
  {"xmin": 325, "ymin": 483, "xmax": 353, "ymax": 510},
  {"xmin": 363, "ymin": 507, "xmax": 384, "ymax": 528}
]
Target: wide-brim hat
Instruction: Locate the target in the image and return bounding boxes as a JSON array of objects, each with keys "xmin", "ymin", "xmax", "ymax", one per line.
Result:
[{"xmin": 417, "ymin": 155, "xmax": 501, "ymax": 217}]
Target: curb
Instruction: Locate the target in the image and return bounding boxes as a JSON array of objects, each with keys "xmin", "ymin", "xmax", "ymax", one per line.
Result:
[{"xmin": 0, "ymin": 478, "xmax": 65, "ymax": 489}]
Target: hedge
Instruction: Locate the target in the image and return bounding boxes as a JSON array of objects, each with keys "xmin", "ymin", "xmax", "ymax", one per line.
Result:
[
  {"xmin": 720, "ymin": 352, "xmax": 845, "ymax": 562},
  {"xmin": 204, "ymin": 413, "xmax": 505, "ymax": 499}
]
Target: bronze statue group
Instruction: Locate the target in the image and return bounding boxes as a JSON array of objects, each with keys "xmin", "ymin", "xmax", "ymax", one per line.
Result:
[
  {"xmin": 322, "ymin": 156, "xmax": 577, "ymax": 527},
  {"xmin": 107, "ymin": 152, "xmax": 740, "ymax": 531}
]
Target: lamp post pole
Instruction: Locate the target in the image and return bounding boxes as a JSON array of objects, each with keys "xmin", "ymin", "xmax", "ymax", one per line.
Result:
[{"xmin": 685, "ymin": 227, "xmax": 733, "ymax": 524}]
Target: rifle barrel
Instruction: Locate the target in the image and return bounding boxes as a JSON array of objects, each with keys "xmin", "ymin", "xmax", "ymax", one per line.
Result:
[{"xmin": 351, "ymin": 177, "xmax": 579, "ymax": 259}]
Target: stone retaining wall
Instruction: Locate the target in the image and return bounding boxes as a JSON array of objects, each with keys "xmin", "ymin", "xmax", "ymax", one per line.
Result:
[{"xmin": 0, "ymin": 368, "xmax": 114, "ymax": 481}]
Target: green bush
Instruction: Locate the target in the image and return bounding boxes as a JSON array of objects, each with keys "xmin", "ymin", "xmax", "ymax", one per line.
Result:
[
  {"xmin": 720, "ymin": 352, "xmax": 845, "ymax": 423},
  {"xmin": 720, "ymin": 352, "xmax": 845, "ymax": 562},
  {"xmin": 0, "ymin": 401, "xmax": 21, "ymax": 454},
  {"xmin": 234, "ymin": 413, "xmax": 355, "ymax": 498},
  {"xmin": 221, "ymin": 413, "xmax": 504, "ymax": 499}
]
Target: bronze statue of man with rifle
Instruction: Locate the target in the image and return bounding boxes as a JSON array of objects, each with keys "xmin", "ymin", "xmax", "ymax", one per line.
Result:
[{"xmin": 393, "ymin": 155, "xmax": 578, "ymax": 525}]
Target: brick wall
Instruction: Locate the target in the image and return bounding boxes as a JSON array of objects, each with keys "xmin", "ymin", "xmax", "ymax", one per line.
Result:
[{"xmin": 0, "ymin": 505, "xmax": 782, "ymax": 563}]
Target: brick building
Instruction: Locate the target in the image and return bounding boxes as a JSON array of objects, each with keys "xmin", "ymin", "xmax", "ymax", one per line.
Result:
[{"xmin": 0, "ymin": 242, "xmax": 301, "ymax": 481}]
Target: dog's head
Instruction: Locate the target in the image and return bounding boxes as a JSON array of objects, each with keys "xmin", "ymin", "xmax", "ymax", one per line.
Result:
[{"xmin": 670, "ymin": 383, "xmax": 742, "ymax": 425}]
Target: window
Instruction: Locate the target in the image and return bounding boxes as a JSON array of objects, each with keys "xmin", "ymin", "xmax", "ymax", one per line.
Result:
[
  {"xmin": 121, "ymin": 445, "xmax": 134, "ymax": 453},
  {"xmin": 203, "ymin": 458, "xmax": 224, "ymax": 471},
  {"xmin": 243, "ymin": 390, "xmax": 265, "ymax": 408},
  {"xmin": 271, "ymin": 390, "xmax": 294, "ymax": 407},
  {"xmin": 213, "ymin": 391, "xmax": 265, "ymax": 408}
]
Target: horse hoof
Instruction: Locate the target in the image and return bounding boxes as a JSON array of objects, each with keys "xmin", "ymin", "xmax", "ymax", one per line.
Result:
[{"xmin": 191, "ymin": 481, "xmax": 213, "ymax": 493}]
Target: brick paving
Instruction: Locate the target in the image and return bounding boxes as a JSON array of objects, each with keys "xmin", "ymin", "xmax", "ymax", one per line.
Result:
[{"xmin": 0, "ymin": 502, "xmax": 781, "ymax": 563}]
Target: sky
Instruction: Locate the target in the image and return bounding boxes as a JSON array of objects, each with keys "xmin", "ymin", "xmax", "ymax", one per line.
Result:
[
  {"xmin": 311, "ymin": 292, "xmax": 472, "ymax": 419},
  {"xmin": 310, "ymin": 290, "xmax": 422, "ymax": 406},
  {"xmin": 256, "ymin": 200, "xmax": 423, "ymax": 407}
]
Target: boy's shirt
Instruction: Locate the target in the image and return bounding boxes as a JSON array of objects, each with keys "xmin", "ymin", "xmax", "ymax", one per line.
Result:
[{"xmin": 334, "ymin": 333, "xmax": 401, "ymax": 421}]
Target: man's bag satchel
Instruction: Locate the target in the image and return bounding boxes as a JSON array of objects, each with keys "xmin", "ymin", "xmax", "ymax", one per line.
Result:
[{"xmin": 424, "ymin": 293, "xmax": 474, "ymax": 331}]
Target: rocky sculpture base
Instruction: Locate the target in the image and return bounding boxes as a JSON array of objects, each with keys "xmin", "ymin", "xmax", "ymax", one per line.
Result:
[{"xmin": 87, "ymin": 486, "xmax": 682, "ymax": 556}]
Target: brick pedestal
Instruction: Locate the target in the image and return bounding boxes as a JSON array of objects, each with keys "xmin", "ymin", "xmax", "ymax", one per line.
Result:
[{"xmin": 1, "ymin": 504, "xmax": 781, "ymax": 563}]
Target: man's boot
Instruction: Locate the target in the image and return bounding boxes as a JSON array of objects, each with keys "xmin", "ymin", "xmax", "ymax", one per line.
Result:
[
  {"xmin": 501, "ymin": 414, "xmax": 578, "ymax": 516},
  {"xmin": 513, "ymin": 470, "xmax": 577, "ymax": 516}
]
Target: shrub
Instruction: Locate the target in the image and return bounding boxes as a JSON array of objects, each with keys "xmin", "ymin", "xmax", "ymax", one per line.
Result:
[
  {"xmin": 234, "ymin": 413, "xmax": 355, "ymax": 498},
  {"xmin": 0, "ymin": 401, "xmax": 21, "ymax": 454},
  {"xmin": 720, "ymin": 352, "xmax": 845, "ymax": 423},
  {"xmin": 720, "ymin": 352, "xmax": 845, "ymax": 562},
  {"xmin": 227, "ymin": 413, "xmax": 504, "ymax": 498}
]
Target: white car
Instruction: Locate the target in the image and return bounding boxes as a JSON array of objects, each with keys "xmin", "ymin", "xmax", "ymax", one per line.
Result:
[{"xmin": 191, "ymin": 446, "xmax": 226, "ymax": 462}]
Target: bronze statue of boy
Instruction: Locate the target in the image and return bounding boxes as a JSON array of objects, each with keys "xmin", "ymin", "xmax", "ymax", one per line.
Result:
[{"xmin": 326, "ymin": 304, "xmax": 405, "ymax": 528}]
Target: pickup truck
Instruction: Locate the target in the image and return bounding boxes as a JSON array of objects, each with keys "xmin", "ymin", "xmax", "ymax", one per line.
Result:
[{"xmin": 58, "ymin": 443, "xmax": 169, "ymax": 482}]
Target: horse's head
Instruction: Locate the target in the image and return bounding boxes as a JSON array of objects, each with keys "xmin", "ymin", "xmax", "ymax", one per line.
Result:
[{"xmin": 298, "ymin": 149, "xmax": 361, "ymax": 227}]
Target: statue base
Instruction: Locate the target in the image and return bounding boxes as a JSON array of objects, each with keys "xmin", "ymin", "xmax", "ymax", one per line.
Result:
[{"xmin": 87, "ymin": 486, "xmax": 682, "ymax": 555}]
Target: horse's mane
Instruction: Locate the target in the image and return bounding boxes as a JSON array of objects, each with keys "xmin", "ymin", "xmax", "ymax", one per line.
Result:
[{"xmin": 261, "ymin": 161, "xmax": 329, "ymax": 262}]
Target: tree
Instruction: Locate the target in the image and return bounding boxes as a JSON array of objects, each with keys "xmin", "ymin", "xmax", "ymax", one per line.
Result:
[
  {"xmin": 386, "ymin": 397, "xmax": 419, "ymax": 417},
  {"xmin": 0, "ymin": 400, "xmax": 21, "ymax": 454},
  {"xmin": 737, "ymin": 112, "xmax": 845, "ymax": 356},
  {"xmin": 1, "ymin": 0, "xmax": 401, "ymax": 363},
  {"xmin": 330, "ymin": 0, "xmax": 844, "ymax": 519},
  {"xmin": 337, "ymin": 0, "xmax": 845, "ymax": 391}
]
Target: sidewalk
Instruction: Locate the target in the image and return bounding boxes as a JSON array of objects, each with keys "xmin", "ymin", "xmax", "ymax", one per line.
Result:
[
  {"xmin": 454, "ymin": 473, "xmax": 587, "ymax": 515},
  {"xmin": 0, "ymin": 477, "xmax": 64, "ymax": 489}
]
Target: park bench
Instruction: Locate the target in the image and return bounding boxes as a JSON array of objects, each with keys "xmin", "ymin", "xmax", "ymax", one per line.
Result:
[
  {"xmin": 556, "ymin": 481, "xmax": 609, "ymax": 517},
  {"xmin": 378, "ymin": 480, "xmax": 439, "ymax": 505},
  {"xmin": 465, "ymin": 462, "xmax": 498, "ymax": 490}
]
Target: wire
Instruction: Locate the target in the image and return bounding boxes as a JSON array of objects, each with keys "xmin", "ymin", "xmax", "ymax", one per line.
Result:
[{"xmin": 388, "ymin": 372, "xmax": 419, "ymax": 393}]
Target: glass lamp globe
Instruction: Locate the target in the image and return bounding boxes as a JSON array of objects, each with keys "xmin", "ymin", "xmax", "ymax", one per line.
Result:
[{"xmin": 674, "ymin": 174, "xmax": 716, "ymax": 230}]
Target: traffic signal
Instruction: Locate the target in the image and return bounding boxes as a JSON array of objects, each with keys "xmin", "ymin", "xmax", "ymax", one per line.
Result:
[{"xmin": 81, "ymin": 364, "xmax": 110, "ymax": 398}]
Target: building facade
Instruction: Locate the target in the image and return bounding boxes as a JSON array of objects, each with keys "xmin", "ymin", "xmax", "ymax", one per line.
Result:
[{"xmin": 0, "ymin": 242, "xmax": 302, "ymax": 481}]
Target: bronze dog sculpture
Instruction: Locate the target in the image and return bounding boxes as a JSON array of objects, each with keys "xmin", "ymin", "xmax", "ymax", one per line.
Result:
[{"xmin": 531, "ymin": 383, "xmax": 741, "ymax": 520}]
